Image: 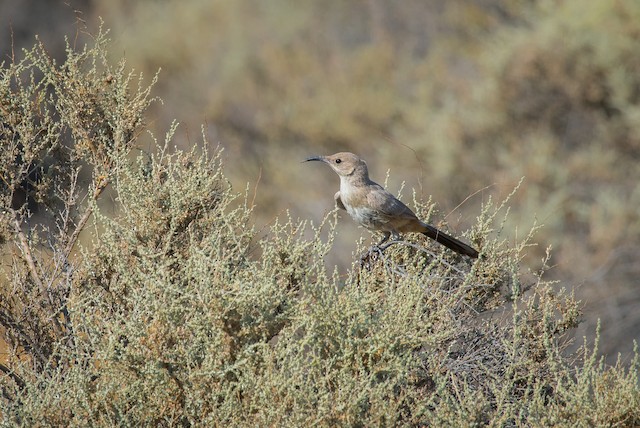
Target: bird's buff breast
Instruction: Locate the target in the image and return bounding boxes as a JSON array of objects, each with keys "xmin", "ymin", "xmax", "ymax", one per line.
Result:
[
  {"xmin": 340, "ymin": 178, "xmax": 391, "ymax": 231},
  {"xmin": 345, "ymin": 204, "xmax": 389, "ymax": 231}
]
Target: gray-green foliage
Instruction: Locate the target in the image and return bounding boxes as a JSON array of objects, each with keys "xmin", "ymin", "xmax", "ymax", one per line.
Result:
[
  {"xmin": 0, "ymin": 26, "xmax": 156, "ymax": 381},
  {"xmin": 1, "ymin": 28, "xmax": 639, "ymax": 428}
]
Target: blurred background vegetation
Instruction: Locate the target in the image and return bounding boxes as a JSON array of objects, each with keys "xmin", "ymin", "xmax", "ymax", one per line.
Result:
[{"xmin": 2, "ymin": 0, "xmax": 639, "ymax": 364}]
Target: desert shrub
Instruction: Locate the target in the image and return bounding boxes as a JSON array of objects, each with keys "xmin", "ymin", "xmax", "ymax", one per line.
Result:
[
  {"xmin": 433, "ymin": 0, "xmax": 640, "ymax": 358},
  {"xmin": 1, "ymin": 26, "xmax": 639, "ymax": 428},
  {"xmin": 0, "ymin": 25, "xmax": 156, "ymax": 379},
  {"xmin": 87, "ymin": 3, "xmax": 640, "ymax": 366}
]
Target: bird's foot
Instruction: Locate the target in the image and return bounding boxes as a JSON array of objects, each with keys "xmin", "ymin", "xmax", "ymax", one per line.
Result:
[
  {"xmin": 359, "ymin": 244, "xmax": 384, "ymax": 270},
  {"xmin": 359, "ymin": 240, "xmax": 402, "ymax": 270},
  {"xmin": 377, "ymin": 240, "xmax": 401, "ymax": 252}
]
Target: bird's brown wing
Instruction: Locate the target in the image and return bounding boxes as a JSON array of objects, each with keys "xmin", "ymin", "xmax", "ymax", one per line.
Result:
[
  {"xmin": 334, "ymin": 191, "xmax": 346, "ymax": 211},
  {"xmin": 366, "ymin": 185, "xmax": 419, "ymax": 221}
]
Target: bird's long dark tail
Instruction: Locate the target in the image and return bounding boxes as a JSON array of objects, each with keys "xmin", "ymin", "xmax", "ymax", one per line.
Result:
[{"xmin": 422, "ymin": 225, "xmax": 479, "ymax": 259}]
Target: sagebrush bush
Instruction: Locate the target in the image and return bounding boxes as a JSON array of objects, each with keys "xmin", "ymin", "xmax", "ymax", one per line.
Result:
[
  {"xmin": 1, "ymin": 27, "xmax": 639, "ymax": 427},
  {"xmin": 85, "ymin": 2, "xmax": 640, "ymax": 365}
]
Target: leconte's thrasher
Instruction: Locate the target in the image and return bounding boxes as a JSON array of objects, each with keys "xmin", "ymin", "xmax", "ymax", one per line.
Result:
[{"xmin": 305, "ymin": 152, "xmax": 479, "ymax": 259}]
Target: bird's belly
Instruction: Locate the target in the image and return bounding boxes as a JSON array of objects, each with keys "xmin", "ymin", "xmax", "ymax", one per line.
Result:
[{"xmin": 345, "ymin": 205, "xmax": 387, "ymax": 231}]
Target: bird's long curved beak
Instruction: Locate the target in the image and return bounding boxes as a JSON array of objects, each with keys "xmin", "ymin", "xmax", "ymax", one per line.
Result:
[{"xmin": 304, "ymin": 155, "xmax": 325, "ymax": 163}]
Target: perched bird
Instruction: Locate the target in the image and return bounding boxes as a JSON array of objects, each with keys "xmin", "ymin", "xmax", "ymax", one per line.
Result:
[{"xmin": 305, "ymin": 152, "xmax": 479, "ymax": 258}]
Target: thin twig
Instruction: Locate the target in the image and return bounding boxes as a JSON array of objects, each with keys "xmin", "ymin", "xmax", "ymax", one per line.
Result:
[
  {"xmin": 444, "ymin": 183, "xmax": 495, "ymax": 220},
  {"xmin": 0, "ymin": 363, "xmax": 25, "ymax": 391},
  {"xmin": 0, "ymin": 308, "xmax": 48, "ymax": 369},
  {"xmin": 9, "ymin": 209, "xmax": 65, "ymax": 340},
  {"xmin": 378, "ymin": 240, "xmax": 466, "ymax": 275},
  {"xmin": 62, "ymin": 176, "xmax": 109, "ymax": 260},
  {"xmin": 10, "ymin": 212, "xmax": 45, "ymax": 294}
]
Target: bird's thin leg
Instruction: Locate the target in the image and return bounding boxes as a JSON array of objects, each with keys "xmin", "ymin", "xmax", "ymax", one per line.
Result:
[
  {"xmin": 360, "ymin": 233, "xmax": 386, "ymax": 270},
  {"xmin": 359, "ymin": 232, "xmax": 391, "ymax": 266},
  {"xmin": 376, "ymin": 232, "xmax": 391, "ymax": 247},
  {"xmin": 378, "ymin": 231, "xmax": 401, "ymax": 251}
]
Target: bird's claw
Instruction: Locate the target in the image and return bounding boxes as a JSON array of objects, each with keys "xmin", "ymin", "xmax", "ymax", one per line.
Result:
[{"xmin": 358, "ymin": 240, "xmax": 402, "ymax": 270}]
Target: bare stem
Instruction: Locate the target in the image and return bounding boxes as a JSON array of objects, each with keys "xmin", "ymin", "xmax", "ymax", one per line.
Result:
[
  {"xmin": 62, "ymin": 176, "xmax": 109, "ymax": 260},
  {"xmin": 0, "ymin": 363, "xmax": 25, "ymax": 391},
  {"xmin": 9, "ymin": 209, "xmax": 65, "ymax": 340},
  {"xmin": 10, "ymin": 212, "xmax": 45, "ymax": 294}
]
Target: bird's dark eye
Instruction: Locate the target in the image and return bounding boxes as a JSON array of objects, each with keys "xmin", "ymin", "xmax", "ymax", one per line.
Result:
[{"xmin": 335, "ymin": 159, "xmax": 342, "ymax": 164}]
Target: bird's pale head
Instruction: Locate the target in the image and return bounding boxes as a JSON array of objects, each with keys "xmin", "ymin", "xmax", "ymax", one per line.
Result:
[{"xmin": 305, "ymin": 152, "xmax": 368, "ymax": 177}]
